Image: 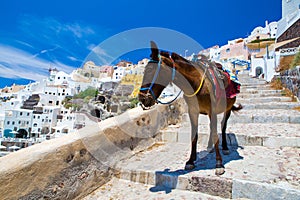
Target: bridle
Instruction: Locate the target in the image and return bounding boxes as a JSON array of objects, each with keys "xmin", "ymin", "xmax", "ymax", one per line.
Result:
[
  {"xmin": 139, "ymin": 54, "xmax": 208, "ymax": 108},
  {"xmin": 139, "ymin": 55, "xmax": 181, "ymax": 106}
]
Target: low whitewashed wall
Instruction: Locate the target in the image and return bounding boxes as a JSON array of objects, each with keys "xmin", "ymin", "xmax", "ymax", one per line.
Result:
[{"xmin": 0, "ymin": 100, "xmax": 185, "ymax": 200}]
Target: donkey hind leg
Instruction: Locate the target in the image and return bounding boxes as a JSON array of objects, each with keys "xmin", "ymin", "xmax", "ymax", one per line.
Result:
[
  {"xmin": 207, "ymin": 122, "xmax": 214, "ymax": 153},
  {"xmin": 185, "ymin": 111, "xmax": 199, "ymax": 170},
  {"xmin": 210, "ymin": 113, "xmax": 225, "ymax": 175},
  {"xmin": 221, "ymin": 110, "xmax": 231, "ymax": 155}
]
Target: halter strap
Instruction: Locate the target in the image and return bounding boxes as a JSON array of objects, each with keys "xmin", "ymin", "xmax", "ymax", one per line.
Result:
[
  {"xmin": 140, "ymin": 54, "xmax": 180, "ymax": 104},
  {"xmin": 184, "ymin": 67, "xmax": 207, "ymax": 97}
]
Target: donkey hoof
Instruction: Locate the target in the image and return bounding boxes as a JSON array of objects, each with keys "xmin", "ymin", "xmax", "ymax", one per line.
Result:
[
  {"xmin": 222, "ymin": 149, "xmax": 230, "ymax": 155},
  {"xmin": 215, "ymin": 167, "xmax": 225, "ymax": 176},
  {"xmin": 207, "ymin": 147, "xmax": 215, "ymax": 153},
  {"xmin": 185, "ymin": 164, "xmax": 195, "ymax": 170}
]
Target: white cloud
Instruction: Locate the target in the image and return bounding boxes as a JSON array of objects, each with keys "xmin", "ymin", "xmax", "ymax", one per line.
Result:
[
  {"xmin": 0, "ymin": 44, "xmax": 74, "ymax": 81},
  {"xmin": 0, "ymin": 15, "xmax": 108, "ymax": 82}
]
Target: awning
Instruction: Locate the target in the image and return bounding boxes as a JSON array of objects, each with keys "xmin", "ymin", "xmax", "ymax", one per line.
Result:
[
  {"xmin": 246, "ymin": 40, "xmax": 275, "ymax": 49},
  {"xmin": 255, "ymin": 37, "xmax": 300, "ymax": 57}
]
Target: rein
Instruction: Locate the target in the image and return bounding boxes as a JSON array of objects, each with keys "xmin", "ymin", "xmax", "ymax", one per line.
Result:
[{"xmin": 140, "ymin": 55, "xmax": 182, "ymax": 105}]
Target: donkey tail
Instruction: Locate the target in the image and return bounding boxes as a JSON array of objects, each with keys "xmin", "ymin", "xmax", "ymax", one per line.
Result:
[{"xmin": 231, "ymin": 103, "xmax": 243, "ymax": 113}]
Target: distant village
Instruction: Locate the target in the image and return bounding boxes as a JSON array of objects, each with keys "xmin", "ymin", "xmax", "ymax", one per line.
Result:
[{"xmin": 0, "ymin": 0, "xmax": 299, "ymax": 155}]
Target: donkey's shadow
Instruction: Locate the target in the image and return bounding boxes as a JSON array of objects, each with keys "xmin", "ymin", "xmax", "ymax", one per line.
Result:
[{"xmin": 149, "ymin": 137, "xmax": 243, "ymax": 194}]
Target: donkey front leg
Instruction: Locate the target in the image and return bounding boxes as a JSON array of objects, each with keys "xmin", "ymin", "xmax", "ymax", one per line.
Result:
[{"xmin": 185, "ymin": 110, "xmax": 199, "ymax": 170}]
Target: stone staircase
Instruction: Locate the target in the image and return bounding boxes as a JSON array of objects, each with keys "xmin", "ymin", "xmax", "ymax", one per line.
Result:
[{"xmin": 84, "ymin": 73, "xmax": 300, "ymax": 200}]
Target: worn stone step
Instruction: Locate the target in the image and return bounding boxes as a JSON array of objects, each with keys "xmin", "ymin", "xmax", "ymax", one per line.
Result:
[
  {"xmin": 236, "ymin": 96, "xmax": 293, "ymax": 103},
  {"xmin": 238, "ymin": 89, "xmax": 283, "ymax": 96},
  {"xmin": 83, "ymin": 177, "xmax": 226, "ymax": 200},
  {"xmin": 239, "ymin": 89, "xmax": 282, "ymax": 95},
  {"xmin": 240, "ymin": 82, "xmax": 267, "ymax": 87},
  {"xmin": 114, "ymin": 143, "xmax": 300, "ymax": 200},
  {"xmin": 240, "ymin": 85, "xmax": 271, "ymax": 90},
  {"xmin": 239, "ymin": 80, "xmax": 267, "ymax": 85},
  {"xmin": 179, "ymin": 109, "xmax": 300, "ymax": 124},
  {"xmin": 241, "ymin": 102, "xmax": 300, "ymax": 110},
  {"xmin": 238, "ymin": 92, "xmax": 284, "ymax": 98},
  {"xmin": 159, "ymin": 123, "xmax": 300, "ymax": 148}
]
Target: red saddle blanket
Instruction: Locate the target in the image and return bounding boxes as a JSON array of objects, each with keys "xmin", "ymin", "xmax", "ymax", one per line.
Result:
[
  {"xmin": 208, "ymin": 68, "xmax": 240, "ymax": 100},
  {"xmin": 224, "ymin": 71, "xmax": 240, "ymax": 98}
]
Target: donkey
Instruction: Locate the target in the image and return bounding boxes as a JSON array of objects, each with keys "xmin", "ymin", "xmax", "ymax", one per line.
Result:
[{"xmin": 139, "ymin": 41, "xmax": 242, "ymax": 175}]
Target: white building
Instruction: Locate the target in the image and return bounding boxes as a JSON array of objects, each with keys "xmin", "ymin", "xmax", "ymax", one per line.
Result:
[
  {"xmin": 112, "ymin": 66, "xmax": 127, "ymax": 82},
  {"xmin": 31, "ymin": 105, "xmax": 60, "ymax": 139},
  {"xmin": 4, "ymin": 109, "xmax": 33, "ymax": 138}
]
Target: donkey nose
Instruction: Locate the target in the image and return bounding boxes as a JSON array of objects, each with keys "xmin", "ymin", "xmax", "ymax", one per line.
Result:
[{"xmin": 138, "ymin": 92, "xmax": 155, "ymax": 108}]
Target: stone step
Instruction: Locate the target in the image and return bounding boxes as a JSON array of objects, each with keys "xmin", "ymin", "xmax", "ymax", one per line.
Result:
[
  {"xmin": 185, "ymin": 109, "xmax": 300, "ymax": 124},
  {"xmin": 239, "ymin": 89, "xmax": 282, "ymax": 95},
  {"xmin": 83, "ymin": 177, "xmax": 226, "ymax": 200},
  {"xmin": 236, "ymin": 96, "xmax": 293, "ymax": 103},
  {"xmin": 241, "ymin": 102, "xmax": 300, "ymax": 110},
  {"xmin": 238, "ymin": 92, "xmax": 284, "ymax": 98},
  {"xmin": 239, "ymin": 80, "xmax": 267, "ymax": 85},
  {"xmin": 240, "ymin": 82, "xmax": 267, "ymax": 87},
  {"xmin": 240, "ymin": 85, "xmax": 271, "ymax": 90},
  {"xmin": 159, "ymin": 123, "xmax": 300, "ymax": 148},
  {"xmin": 114, "ymin": 143, "xmax": 300, "ymax": 200}
]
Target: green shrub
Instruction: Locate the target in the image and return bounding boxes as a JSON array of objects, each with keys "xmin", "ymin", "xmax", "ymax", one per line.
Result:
[{"xmin": 290, "ymin": 51, "xmax": 300, "ymax": 68}]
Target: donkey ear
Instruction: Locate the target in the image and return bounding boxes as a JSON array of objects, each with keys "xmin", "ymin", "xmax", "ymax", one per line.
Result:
[{"xmin": 150, "ymin": 41, "xmax": 159, "ymax": 61}]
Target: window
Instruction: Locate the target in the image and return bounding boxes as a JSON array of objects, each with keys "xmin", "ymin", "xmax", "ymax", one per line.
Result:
[
  {"xmin": 27, "ymin": 113, "xmax": 30, "ymax": 116},
  {"xmin": 58, "ymin": 77, "xmax": 60, "ymax": 79},
  {"xmin": 33, "ymin": 123, "xmax": 37, "ymax": 127},
  {"xmin": 226, "ymin": 48, "xmax": 230, "ymax": 53},
  {"xmin": 20, "ymin": 112, "xmax": 23, "ymax": 116},
  {"xmin": 7, "ymin": 121, "xmax": 10, "ymax": 125},
  {"xmin": 12, "ymin": 121, "xmax": 15, "ymax": 125},
  {"xmin": 18, "ymin": 121, "xmax": 21, "ymax": 124},
  {"xmin": 49, "ymin": 101, "xmax": 53, "ymax": 104}
]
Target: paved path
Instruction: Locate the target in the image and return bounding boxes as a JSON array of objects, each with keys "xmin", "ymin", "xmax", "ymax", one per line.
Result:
[{"xmin": 84, "ymin": 73, "xmax": 300, "ymax": 200}]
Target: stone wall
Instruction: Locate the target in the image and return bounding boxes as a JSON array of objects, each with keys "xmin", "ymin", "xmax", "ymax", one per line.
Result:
[
  {"xmin": 274, "ymin": 66, "xmax": 300, "ymax": 100},
  {"xmin": 277, "ymin": 18, "xmax": 300, "ymax": 49},
  {"xmin": 0, "ymin": 99, "xmax": 185, "ymax": 200}
]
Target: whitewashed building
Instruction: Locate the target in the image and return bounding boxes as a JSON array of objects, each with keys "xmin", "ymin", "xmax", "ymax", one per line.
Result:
[
  {"xmin": 112, "ymin": 66, "xmax": 127, "ymax": 82},
  {"xmin": 3, "ymin": 109, "xmax": 33, "ymax": 138}
]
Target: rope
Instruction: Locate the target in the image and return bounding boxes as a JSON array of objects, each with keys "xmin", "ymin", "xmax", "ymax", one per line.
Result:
[{"xmin": 184, "ymin": 67, "xmax": 207, "ymax": 97}]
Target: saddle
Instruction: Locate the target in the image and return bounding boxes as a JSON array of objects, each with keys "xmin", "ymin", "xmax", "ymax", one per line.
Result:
[{"xmin": 196, "ymin": 55, "xmax": 240, "ymax": 99}]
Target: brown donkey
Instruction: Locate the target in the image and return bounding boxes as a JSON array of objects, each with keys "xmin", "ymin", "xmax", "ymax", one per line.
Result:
[{"xmin": 139, "ymin": 41, "xmax": 242, "ymax": 175}]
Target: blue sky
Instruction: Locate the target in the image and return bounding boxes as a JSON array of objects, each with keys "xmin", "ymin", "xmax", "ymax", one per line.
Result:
[{"xmin": 0, "ymin": 0, "xmax": 282, "ymax": 88}]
